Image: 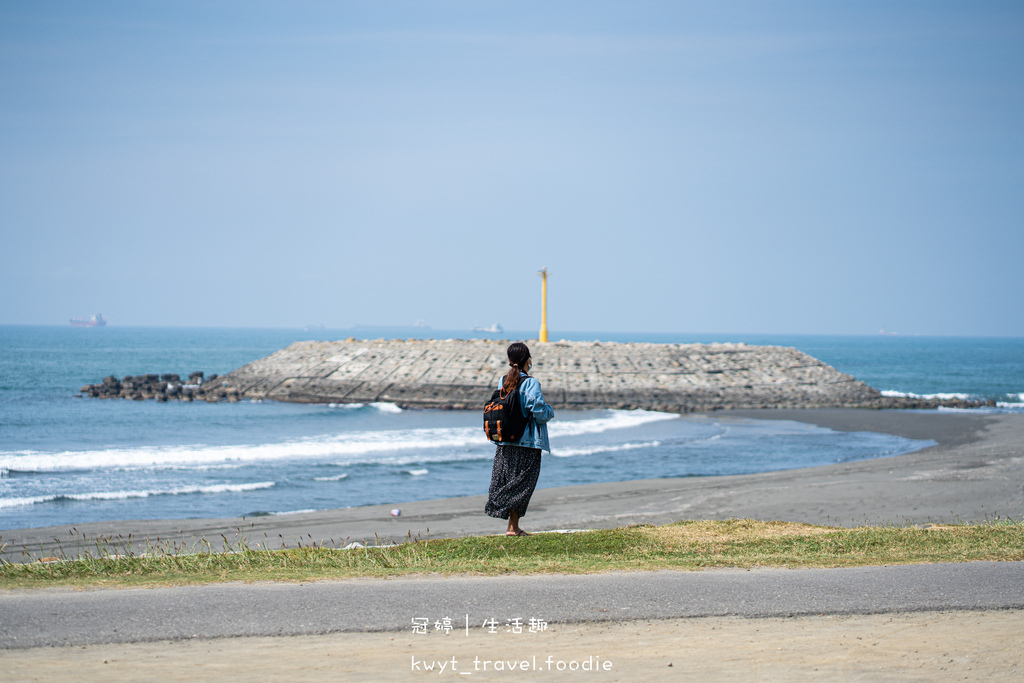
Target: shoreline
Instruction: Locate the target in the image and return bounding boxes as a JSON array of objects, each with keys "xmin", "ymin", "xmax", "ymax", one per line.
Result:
[{"xmin": 3, "ymin": 409, "xmax": 1021, "ymax": 560}]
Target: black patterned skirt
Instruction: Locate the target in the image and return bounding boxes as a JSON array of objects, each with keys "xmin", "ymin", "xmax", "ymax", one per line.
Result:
[{"xmin": 484, "ymin": 445, "xmax": 542, "ymax": 520}]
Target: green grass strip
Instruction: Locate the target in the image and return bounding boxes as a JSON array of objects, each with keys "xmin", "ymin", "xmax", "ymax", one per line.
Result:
[{"xmin": 1, "ymin": 519, "xmax": 1021, "ymax": 589}]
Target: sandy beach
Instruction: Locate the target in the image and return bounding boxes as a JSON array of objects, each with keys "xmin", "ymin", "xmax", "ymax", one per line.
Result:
[{"xmin": 3, "ymin": 610, "xmax": 1022, "ymax": 681}]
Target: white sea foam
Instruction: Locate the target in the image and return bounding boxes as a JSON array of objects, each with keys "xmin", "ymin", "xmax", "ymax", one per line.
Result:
[
  {"xmin": 326, "ymin": 402, "xmax": 402, "ymax": 412},
  {"xmin": 881, "ymin": 390, "xmax": 973, "ymax": 400},
  {"xmin": 551, "ymin": 422, "xmax": 724, "ymax": 458},
  {"xmin": 404, "ymin": 469, "xmax": 429, "ymax": 476},
  {"xmin": 884, "ymin": 389, "xmax": 1024, "ymax": 410},
  {"xmin": 551, "ymin": 441, "xmax": 661, "ymax": 458},
  {"xmin": 0, "ymin": 481, "xmax": 275, "ymax": 510},
  {"xmin": 0, "ymin": 410, "xmax": 668, "ymax": 473},
  {"xmin": 312, "ymin": 473, "xmax": 349, "ymax": 482},
  {"xmin": 143, "ymin": 463, "xmax": 246, "ymax": 472},
  {"xmin": 270, "ymin": 509, "xmax": 317, "ymax": 516},
  {"xmin": 548, "ymin": 410, "xmax": 677, "ymax": 437}
]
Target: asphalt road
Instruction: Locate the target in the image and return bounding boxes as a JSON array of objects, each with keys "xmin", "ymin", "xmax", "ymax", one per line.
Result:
[{"xmin": 2, "ymin": 561, "xmax": 1022, "ymax": 649}]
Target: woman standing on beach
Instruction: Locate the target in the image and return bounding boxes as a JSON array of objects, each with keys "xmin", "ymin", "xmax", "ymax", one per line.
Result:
[{"xmin": 485, "ymin": 342, "xmax": 554, "ymax": 536}]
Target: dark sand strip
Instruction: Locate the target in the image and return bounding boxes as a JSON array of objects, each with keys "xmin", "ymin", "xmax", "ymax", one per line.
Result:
[{"xmin": 3, "ymin": 410, "xmax": 1022, "ymax": 560}]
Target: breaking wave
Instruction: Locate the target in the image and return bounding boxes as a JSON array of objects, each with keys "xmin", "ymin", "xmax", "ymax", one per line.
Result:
[
  {"xmin": 1001, "ymin": 392, "xmax": 1024, "ymax": 406},
  {"xmin": 881, "ymin": 390, "xmax": 972, "ymax": 400},
  {"xmin": 312, "ymin": 473, "xmax": 349, "ymax": 482},
  {"xmin": 0, "ymin": 481, "xmax": 275, "ymax": 510},
  {"xmin": 0, "ymin": 410, "xmax": 677, "ymax": 473},
  {"xmin": 326, "ymin": 402, "xmax": 403, "ymax": 413},
  {"xmin": 882, "ymin": 389, "xmax": 1024, "ymax": 411},
  {"xmin": 548, "ymin": 410, "xmax": 676, "ymax": 437},
  {"xmin": 551, "ymin": 441, "xmax": 661, "ymax": 458}
]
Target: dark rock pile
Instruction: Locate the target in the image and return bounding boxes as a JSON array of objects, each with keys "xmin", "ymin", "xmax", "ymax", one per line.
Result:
[
  {"xmin": 865, "ymin": 395, "xmax": 993, "ymax": 410},
  {"xmin": 77, "ymin": 372, "xmax": 246, "ymax": 402}
]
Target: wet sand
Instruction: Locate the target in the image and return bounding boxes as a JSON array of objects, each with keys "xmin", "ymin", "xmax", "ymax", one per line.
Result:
[
  {"xmin": 4, "ymin": 409, "xmax": 1022, "ymax": 559},
  {"xmin": 3, "ymin": 610, "xmax": 1022, "ymax": 681}
]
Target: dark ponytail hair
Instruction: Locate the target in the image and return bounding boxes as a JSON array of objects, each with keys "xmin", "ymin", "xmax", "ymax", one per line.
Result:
[{"xmin": 502, "ymin": 342, "xmax": 531, "ymax": 393}]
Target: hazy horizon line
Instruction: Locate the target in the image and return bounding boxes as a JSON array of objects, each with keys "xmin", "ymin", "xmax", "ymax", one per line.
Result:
[{"xmin": 2, "ymin": 323, "xmax": 1022, "ymax": 340}]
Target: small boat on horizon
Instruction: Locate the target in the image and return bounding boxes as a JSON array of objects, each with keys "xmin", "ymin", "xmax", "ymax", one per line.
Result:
[
  {"xmin": 70, "ymin": 313, "xmax": 107, "ymax": 327},
  {"xmin": 473, "ymin": 323, "xmax": 504, "ymax": 334}
]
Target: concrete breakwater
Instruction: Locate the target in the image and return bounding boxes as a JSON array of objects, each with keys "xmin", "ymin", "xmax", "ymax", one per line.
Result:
[{"xmin": 199, "ymin": 338, "xmax": 965, "ymax": 412}]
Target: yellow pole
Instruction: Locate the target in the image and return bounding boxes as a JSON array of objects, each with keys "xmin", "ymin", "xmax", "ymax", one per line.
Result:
[{"xmin": 538, "ymin": 268, "xmax": 549, "ymax": 342}]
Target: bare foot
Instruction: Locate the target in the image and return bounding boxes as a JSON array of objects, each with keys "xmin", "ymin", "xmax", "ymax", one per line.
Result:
[{"xmin": 505, "ymin": 511, "xmax": 529, "ymax": 536}]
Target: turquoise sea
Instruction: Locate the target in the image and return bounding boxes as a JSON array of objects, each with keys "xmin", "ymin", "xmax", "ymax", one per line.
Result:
[{"xmin": 1, "ymin": 325, "xmax": 1022, "ymax": 531}]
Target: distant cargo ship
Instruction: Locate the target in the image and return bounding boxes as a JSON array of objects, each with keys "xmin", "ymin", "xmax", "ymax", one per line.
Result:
[
  {"xmin": 70, "ymin": 314, "xmax": 107, "ymax": 327},
  {"xmin": 472, "ymin": 323, "xmax": 503, "ymax": 333}
]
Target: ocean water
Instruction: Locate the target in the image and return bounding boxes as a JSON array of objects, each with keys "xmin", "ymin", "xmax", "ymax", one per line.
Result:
[{"xmin": 1, "ymin": 326, "xmax": 1022, "ymax": 531}]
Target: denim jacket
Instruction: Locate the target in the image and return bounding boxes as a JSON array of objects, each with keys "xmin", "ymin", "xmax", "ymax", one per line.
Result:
[{"xmin": 495, "ymin": 373, "xmax": 554, "ymax": 452}]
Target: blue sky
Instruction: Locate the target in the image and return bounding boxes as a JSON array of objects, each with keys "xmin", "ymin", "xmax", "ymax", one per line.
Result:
[{"xmin": 2, "ymin": 2, "xmax": 1022, "ymax": 335}]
